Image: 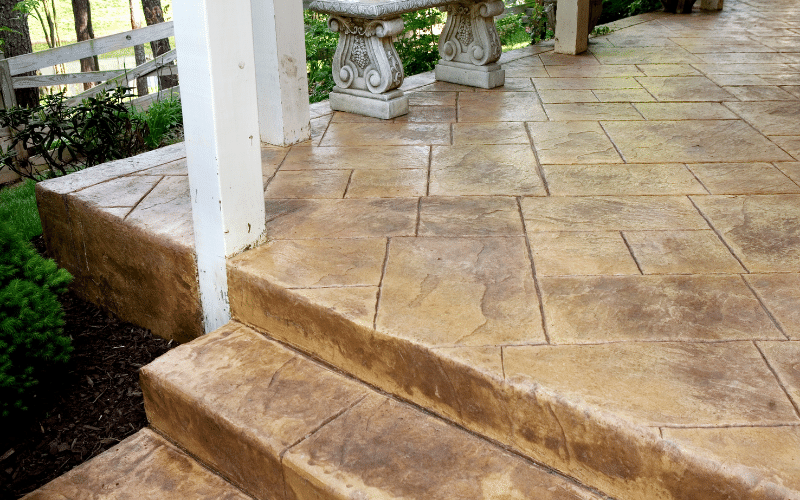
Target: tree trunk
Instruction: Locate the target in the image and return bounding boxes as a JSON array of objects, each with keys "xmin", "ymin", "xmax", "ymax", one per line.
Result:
[
  {"xmin": 71, "ymin": 0, "xmax": 99, "ymax": 90},
  {"xmin": 0, "ymin": 0, "xmax": 39, "ymax": 107},
  {"xmin": 129, "ymin": 0, "xmax": 148, "ymax": 97},
  {"xmin": 141, "ymin": 0, "xmax": 177, "ymax": 89}
]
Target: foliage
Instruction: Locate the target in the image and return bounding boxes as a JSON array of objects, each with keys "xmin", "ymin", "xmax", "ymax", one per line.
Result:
[
  {"xmin": 0, "ymin": 87, "xmax": 149, "ymax": 180},
  {"xmin": 304, "ymin": 11, "xmax": 337, "ymax": 104},
  {"xmin": 0, "ymin": 220, "xmax": 72, "ymax": 420},
  {"xmin": 0, "ymin": 180, "xmax": 41, "ymax": 240},
  {"xmin": 14, "ymin": 0, "xmax": 62, "ymax": 49},
  {"xmin": 592, "ymin": 26, "xmax": 614, "ymax": 36},
  {"xmin": 132, "ymin": 96, "xmax": 182, "ymax": 149},
  {"xmin": 599, "ymin": 0, "xmax": 663, "ymax": 24}
]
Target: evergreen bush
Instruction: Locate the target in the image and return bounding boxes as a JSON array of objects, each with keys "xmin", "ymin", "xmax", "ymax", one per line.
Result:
[{"xmin": 0, "ymin": 221, "xmax": 72, "ymax": 420}]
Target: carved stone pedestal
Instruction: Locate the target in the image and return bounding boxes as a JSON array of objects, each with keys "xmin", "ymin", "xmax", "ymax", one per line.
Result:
[
  {"xmin": 435, "ymin": 1, "xmax": 505, "ymax": 89},
  {"xmin": 327, "ymin": 15, "xmax": 408, "ymax": 119}
]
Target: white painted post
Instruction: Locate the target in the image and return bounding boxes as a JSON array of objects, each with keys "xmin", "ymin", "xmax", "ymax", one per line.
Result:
[
  {"xmin": 251, "ymin": 0, "xmax": 311, "ymax": 146},
  {"xmin": 554, "ymin": 0, "xmax": 591, "ymax": 55},
  {"xmin": 700, "ymin": 0, "xmax": 724, "ymax": 10},
  {"xmin": 172, "ymin": 0, "xmax": 267, "ymax": 333}
]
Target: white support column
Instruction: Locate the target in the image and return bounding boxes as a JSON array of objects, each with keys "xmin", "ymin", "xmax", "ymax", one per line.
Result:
[
  {"xmin": 172, "ymin": 0, "xmax": 267, "ymax": 333},
  {"xmin": 554, "ymin": 0, "xmax": 591, "ymax": 55},
  {"xmin": 251, "ymin": 0, "xmax": 311, "ymax": 146}
]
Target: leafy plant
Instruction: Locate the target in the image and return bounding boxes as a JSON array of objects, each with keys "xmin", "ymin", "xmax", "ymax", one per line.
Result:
[
  {"xmin": 0, "ymin": 87, "xmax": 148, "ymax": 180},
  {"xmin": 395, "ymin": 9, "xmax": 444, "ymax": 76},
  {"xmin": 592, "ymin": 26, "xmax": 614, "ymax": 36},
  {"xmin": 0, "ymin": 180, "xmax": 41, "ymax": 241},
  {"xmin": 304, "ymin": 11, "xmax": 337, "ymax": 104},
  {"xmin": 132, "ymin": 96, "xmax": 182, "ymax": 150},
  {"xmin": 0, "ymin": 220, "xmax": 72, "ymax": 420},
  {"xmin": 599, "ymin": 0, "xmax": 663, "ymax": 24}
]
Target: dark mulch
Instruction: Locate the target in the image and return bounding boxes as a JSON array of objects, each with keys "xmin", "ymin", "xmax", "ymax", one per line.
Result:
[{"xmin": 0, "ymin": 236, "xmax": 176, "ymax": 499}]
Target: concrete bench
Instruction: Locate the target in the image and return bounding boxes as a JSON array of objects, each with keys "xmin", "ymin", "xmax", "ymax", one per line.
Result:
[{"xmin": 307, "ymin": 0, "xmax": 506, "ymax": 118}]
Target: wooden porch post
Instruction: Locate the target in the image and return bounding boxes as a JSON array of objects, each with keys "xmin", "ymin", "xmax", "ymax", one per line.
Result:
[
  {"xmin": 171, "ymin": 0, "xmax": 267, "ymax": 333},
  {"xmin": 554, "ymin": 0, "xmax": 591, "ymax": 55}
]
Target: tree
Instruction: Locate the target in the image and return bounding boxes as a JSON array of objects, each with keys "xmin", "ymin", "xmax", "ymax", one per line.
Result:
[
  {"xmin": 71, "ymin": 0, "xmax": 99, "ymax": 90},
  {"xmin": 128, "ymin": 0, "xmax": 148, "ymax": 96},
  {"xmin": 141, "ymin": 0, "xmax": 177, "ymax": 89},
  {"xmin": 0, "ymin": 0, "xmax": 39, "ymax": 108}
]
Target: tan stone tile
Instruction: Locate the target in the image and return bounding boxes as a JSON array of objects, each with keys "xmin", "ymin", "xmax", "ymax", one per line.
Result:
[
  {"xmin": 758, "ymin": 36, "xmax": 800, "ymax": 51},
  {"xmin": 229, "ymin": 238, "xmax": 386, "ymax": 288},
  {"xmin": 692, "ymin": 194, "xmax": 800, "ymax": 272},
  {"xmin": 759, "ymin": 341, "xmax": 800, "ymax": 405},
  {"xmin": 593, "ymin": 88, "xmax": 656, "ymax": 102},
  {"xmin": 345, "ymin": 168, "xmax": 427, "ymax": 198},
  {"xmin": 544, "ymin": 163, "xmax": 706, "ymax": 196},
  {"xmin": 706, "ymin": 74, "xmax": 771, "ymax": 86},
  {"xmin": 394, "ymin": 105, "xmax": 457, "ymax": 123},
  {"xmin": 432, "ymin": 346, "xmax": 505, "ymax": 380},
  {"xmin": 136, "ymin": 158, "xmax": 188, "ymax": 176},
  {"xmin": 635, "ymin": 64, "xmax": 702, "ymax": 76},
  {"xmin": 141, "ymin": 325, "xmax": 368, "ymax": 500},
  {"xmin": 544, "ymin": 65, "xmax": 644, "ymax": 78},
  {"xmin": 280, "ymin": 146, "xmax": 429, "ymax": 171},
  {"xmin": 413, "ymin": 81, "xmax": 479, "ymax": 92},
  {"xmin": 633, "ymin": 102, "xmax": 738, "ymax": 120},
  {"xmin": 687, "ymin": 162, "xmax": 800, "ymax": 194},
  {"xmin": 693, "ymin": 63, "xmax": 800, "ymax": 75},
  {"xmin": 131, "ymin": 143, "xmax": 186, "ymax": 170},
  {"xmin": 725, "ymin": 101, "xmax": 800, "ymax": 136},
  {"xmin": 543, "ymin": 102, "xmax": 644, "ymax": 121},
  {"xmin": 724, "ymin": 85, "xmax": 797, "ymax": 101},
  {"xmin": 320, "ymin": 122, "xmax": 450, "ymax": 146},
  {"xmin": 591, "ymin": 46, "xmax": 704, "ymax": 65},
  {"xmin": 283, "ymin": 394, "xmax": 605, "ymax": 500},
  {"xmin": 783, "ymin": 85, "xmax": 800, "ymax": 99},
  {"xmin": 102, "ymin": 207, "xmax": 132, "ymax": 218},
  {"xmin": 458, "ymin": 91, "xmax": 548, "ymax": 122},
  {"xmin": 306, "ymin": 115, "xmax": 332, "ymax": 147},
  {"xmin": 291, "ymin": 287, "xmax": 378, "ymax": 329},
  {"xmin": 603, "ymin": 120, "xmax": 794, "ymax": 163},
  {"xmin": 418, "ymin": 196, "xmax": 524, "ymax": 236},
  {"xmin": 330, "ymin": 111, "xmax": 385, "ymax": 124},
  {"xmin": 486, "ymin": 77, "xmax": 536, "ymax": 91},
  {"xmin": 776, "ymin": 162, "xmax": 800, "ymax": 184},
  {"xmin": 530, "ymin": 231, "xmax": 639, "ymax": 276},
  {"xmin": 408, "ymin": 91, "xmax": 457, "ymax": 106},
  {"xmin": 624, "ymin": 230, "xmax": 745, "ymax": 274},
  {"xmin": 503, "ymin": 55, "xmax": 544, "ymax": 67},
  {"xmin": 521, "ymin": 196, "xmax": 707, "ymax": 232},
  {"xmin": 376, "ymin": 237, "xmax": 544, "ymax": 346},
  {"xmin": 761, "ymin": 74, "xmax": 800, "ymax": 86},
  {"xmin": 746, "ymin": 274, "xmax": 800, "ymax": 339},
  {"xmin": 670, "ymin": 38, "xmax": 777, "ymax": 54},
  {"xmin": 126, "ymin": 176, "xmax": 193, "ymax": 247},
  {"xmin": 539, "ymin": 52, "xmax": 601, "ymax": 66},
  {"xmin": 430, "ymin": 145, "xmax": 545, "ymax": 196},
  {"xmin": 532, "ymin": 77, "xmax": 642, "ymax": 90},
  {"xmin": 264, "ymin": 170, "xmax": 350, "ymax": 199},
  {"xmin": 636, "ymin": 76, "xmax": 736, "ymax": 101},
  {"xmin": 604, "ymin": 36, "xmax": 680, "ymax": 48},
  {"xmin": 536, "ymin": 89, "xmax": 598, "ymax": 104},
  {"xmin": 264, "ymin": 198, "xmax": 417, "ymax": 239},
  {"xmin": 528, "ymin": 121, "xmax": 623, "ymax": 164},
  {"xmin": 505, "ymin": 342, "xmax": 797, "ymax": 426},
  {"xmin": 698, "ymin": 52, "xmax": 800, "ymax": 65},
  {"xmin": 73, "ymin": 175, "xmax": 161, "ymax": 208},
  {"xmin": 37, "ymin": 158, "xmax": 140, "ymax": 194},
  {"xmin": 663, "ymin": 426, "xmax": 800, "ymax": 493},
  {"xmin": 452, "ymin": 122, "xmax": 530, "ymax": 145},
  {"xmin": 502, "ymin": 66, "xmax": 550, "ymax": 78},
  {"xmin": 25, "ymin": 430, "xmax": 253, "ymax": 500},
  {"xmin": 770, "ymin": 136, "xmax": 800, "ymax": 160}
]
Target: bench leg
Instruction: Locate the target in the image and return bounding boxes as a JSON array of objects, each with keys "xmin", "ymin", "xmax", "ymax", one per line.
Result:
[
  {"xmin": 327, "ymin": 15, "xmax": 409, "ymax": 119},
  {"xmin": 700, "ymin": 0, "xmax": 723, "ymax": 10},
  {"xmin": 435, "ymin": 1, "xmax": 505, "ymax": 89}
]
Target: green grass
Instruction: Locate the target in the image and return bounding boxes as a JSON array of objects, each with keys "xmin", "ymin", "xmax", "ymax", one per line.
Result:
[
  {"xmin": 502, "ymin": 27, "xmax": 535, "ymax": 52},
  {"xmin": 0, "ymin": 180, "xmax": 41, "ymax": 241}
]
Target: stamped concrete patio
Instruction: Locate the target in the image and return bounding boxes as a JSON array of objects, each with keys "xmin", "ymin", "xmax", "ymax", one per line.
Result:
[{"xmin": 33, "ymin": 0, "xmax": 800, "ymax": 498}]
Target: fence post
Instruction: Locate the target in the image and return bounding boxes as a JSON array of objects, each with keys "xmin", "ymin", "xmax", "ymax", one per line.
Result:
[{"xmin": 0, "ymin": 55, "xmax": 17, "ymax": 109}]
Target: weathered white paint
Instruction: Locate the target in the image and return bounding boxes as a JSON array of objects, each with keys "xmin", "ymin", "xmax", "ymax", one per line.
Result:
[
  {"xmin": 700, "ymin": 0, "xmax": 724, "ymax": 10},
  {"xmin": 251, "ymin": 0, "xmax": 311, "ymax": 145},
  {"xmin": 554, "ymin": 0, "xmax": 591, "ymax": 55},
  {"xmin": 172, "ymin": 0, "xmax": 267, "ymax": 333}
]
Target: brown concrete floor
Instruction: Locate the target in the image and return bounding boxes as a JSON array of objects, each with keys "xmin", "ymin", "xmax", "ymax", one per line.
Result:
[{"xmin": 44, "ymin": 0, "xmax": 800, "ymax": 495}]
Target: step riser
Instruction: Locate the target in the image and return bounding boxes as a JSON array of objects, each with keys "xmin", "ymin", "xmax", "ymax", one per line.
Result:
[
  {"xmin": 141, "ymin": 323, "xmax": 613, "ymax": 500},
  {"xmin": 228, "ymin": 271, "xmax": 795, "ymax": 500}
]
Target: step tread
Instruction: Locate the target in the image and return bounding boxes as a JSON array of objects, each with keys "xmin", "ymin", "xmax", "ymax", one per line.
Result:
[
  {"xmin": 22, "ymin": 429, "xmax": 253, "ymax": 500},
  {"xmin": 141, "ymin": 322, "xmax": 610, "ymax": 500}
]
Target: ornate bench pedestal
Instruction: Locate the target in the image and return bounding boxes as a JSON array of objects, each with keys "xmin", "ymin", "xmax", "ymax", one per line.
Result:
[
  {"xmin": 435, "ymin": 1, "xmax": 505, "ymax": 89},
  {"xmin": 310, "ymin": 0, "xmax": 506, "ymax": 119},
  {"xmin": 327, "ymin": 16, "xmax": 409, "ymax": 119}
]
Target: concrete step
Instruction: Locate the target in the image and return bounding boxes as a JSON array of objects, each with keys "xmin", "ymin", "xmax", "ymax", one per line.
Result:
[
  {"xmin": 140, "ymin": 321, "xmax": 612, "ymax": 500},
  {"xmin": 21, "ymin": 429, "xmax": 253, "ymax": 500}
]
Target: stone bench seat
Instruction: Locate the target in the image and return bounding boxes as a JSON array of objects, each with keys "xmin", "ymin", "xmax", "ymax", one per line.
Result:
[{"xmin": 307, "ymin": 0, "xmax": 506, "ymax": 118}]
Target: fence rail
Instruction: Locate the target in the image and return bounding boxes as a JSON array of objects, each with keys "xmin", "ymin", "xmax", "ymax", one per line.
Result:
[{"xmin": 0, "ymin": 21, "xmax": 178, "ymax": 109}]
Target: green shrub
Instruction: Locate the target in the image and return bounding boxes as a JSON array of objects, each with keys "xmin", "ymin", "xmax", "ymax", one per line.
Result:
[
  {"xmin": 599, "ymin": 0, "xmax": 663, "ymax": 24},
  {"xmin": 0, "ymin": 179, "xmax": 41, "ymax": 241},
  {"xmin": 0, "ymin": 221, "xmax": 72, "ymax": 420},
  {"xmin": 133, "ymin": 97, "xmax": 183, "ymax": 150}
]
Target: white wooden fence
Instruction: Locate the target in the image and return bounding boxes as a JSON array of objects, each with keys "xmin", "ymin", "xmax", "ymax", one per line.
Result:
[{"xmin": 0, "ymin": 21, "xmax": 179, "ymax": 110}]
